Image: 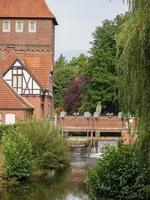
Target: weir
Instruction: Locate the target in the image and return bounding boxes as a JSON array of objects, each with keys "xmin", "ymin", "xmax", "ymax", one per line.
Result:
[{"xmin": 57, "ymin": 115, "xmax": 136, "ymax": 156}]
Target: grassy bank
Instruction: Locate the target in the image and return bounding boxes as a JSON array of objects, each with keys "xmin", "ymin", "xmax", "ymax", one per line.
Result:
[{"xmin": 0, "ymin": 118, "xmax": 70, "ymax": 184}]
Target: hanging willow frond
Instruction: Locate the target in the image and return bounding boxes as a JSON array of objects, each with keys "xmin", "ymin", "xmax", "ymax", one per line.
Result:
[
  {"xmin": 117, "ymin": 0, "xmax": 150, "ymax": 170},
  {"xmin": 117, "ymin": 0, "xmax": 149, "ymax": 10}
]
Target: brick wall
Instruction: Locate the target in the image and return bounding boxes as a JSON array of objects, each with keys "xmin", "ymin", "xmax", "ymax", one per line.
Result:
[
  {"xmin": 44, "ymin": 95, "xmax": 52, "ymax": 117},
  {"xmin": 0, "ymin": 95, "xmax": 52, "ymax": 123},
  {"xmin": 0, "ymin": 110, "xmax": 30, "ymax": 125},
  {"xmin": 58, "ymin": 116, "xmax": 136, "ymax": 145},
  {"xmin": 23, "ymin": 95, "xmax": 42, "ymax": 119},
  {"xmin": 61, "ymin": 116, "xmax": 125, "ymax": 129},
  {"xmin": 0, "ymin": 19, "xmax": 54, "ymax": 51},
  {"xmin": 0, "ymin": 17, "xmax": 55, "ymax": 119},
  {"xmin": 23, "ymin": 95, "xmax": 52, "ymax": 119}
]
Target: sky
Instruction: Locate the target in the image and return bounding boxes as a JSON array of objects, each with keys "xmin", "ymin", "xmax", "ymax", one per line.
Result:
[{"xmin": 47, "ymin": 0, "xmax": 128, "ymax": 59}]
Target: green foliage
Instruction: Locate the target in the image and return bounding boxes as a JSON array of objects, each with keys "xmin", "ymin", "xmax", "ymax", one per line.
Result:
[
  {"xmin": 69, "ymin": 53, "xmax": 89, "ymax": 74},
  {"xmin": 16, "ymin": 118, "xmax": 70, "ymax": 170},
  {"xmin": 145, "ymin": 185, "xmax": 150, "ymax": 200},
  {"xmin": 87, "ymin": 145, "xmax": 147, "ymax": 200},
  {"xmin": 54, "ymin": 54, "xmax": 88, "ymax": 110},
  {"xmin": 2, "ymin": 128, "xmax": 32, "ymax": 179},
  {"xmin": 80, "ymin": 14, "xmax": 128, "ymax": 113},
  {"xmin": 54, "ymin": 65, "xmax": 78, "ymax": 109},
  {"xmin": 55, "ymin": 54, "xmax": 67, "ymax": 68},
  {"xmin": 0, "ymin": 125, "xmax": 15, "ymax": 141},
  {"xmin": 54, "ymin": 54, "xmax": 78, "ymax": 109},
  {"xmin": 54, "ymin": 15, "xmax": 128, "ymax": 114},
  {"xmin": 117, "ymin": 0, "xmax": 150, "ymax": 171}
]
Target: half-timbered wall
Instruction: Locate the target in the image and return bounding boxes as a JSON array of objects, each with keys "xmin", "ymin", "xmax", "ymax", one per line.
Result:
[{"xmin": 4, "ymin": 60, "xmax": 42, "ymax": 95}]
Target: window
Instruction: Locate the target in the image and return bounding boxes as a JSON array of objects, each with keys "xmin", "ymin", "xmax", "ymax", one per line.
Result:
[
  {"xmin": 28, "ymin": 21, "xmax": 36, "ymax": 33},
  {"xmin": 3, "ymin": 63, "xmax": 42, "ymax": 95},
  {"xmin": 16, "ymin": 21, "xmax": 23, "ymax": 32},
  {"xmin": 0, "ymin": 114, "xmax": 2, "ymax": 125},
  {"xmin": 5, "ymin": 114, "xmax": 15, "ymax": 125},
  {"xmin": 13, "ymin": 74, "xmax": 22, "ymax": 93},
  {"xmin": 2, "ymin": 20, "xmax": 10, "ymax": 32}
]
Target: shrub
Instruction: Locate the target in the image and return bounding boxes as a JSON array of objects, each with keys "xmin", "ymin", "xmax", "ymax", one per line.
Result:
[
  {"xmin": 145, "ymin": 185, "xmax": 150, "ymax": 200},
  {"xmin": 16, "ymin": 118, "xmax": 70, "ymax": 170},
  {"xmin": 0, "ymin": 125, "xmax": 16, "ymax": 141},
  {"xmin": 2, "ymin": 128, "xmax": 32, "ymax": 179},
  {"xmin": 87, "ymin": 145, "xmax": 147, "ymax": 200}
]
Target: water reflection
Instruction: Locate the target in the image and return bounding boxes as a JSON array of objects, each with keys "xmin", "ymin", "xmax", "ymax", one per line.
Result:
[{"xmin": 0, "ymin": 154, "xmax": 96, "ymax": 200}]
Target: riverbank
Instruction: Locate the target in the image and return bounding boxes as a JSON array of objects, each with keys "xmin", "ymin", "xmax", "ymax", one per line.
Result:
[
  {"xmin": 0, "ymin": 153, "xmax": 91, "ymax": 200},
  {"xmin": 0, "ymin": 143, "xmax": 70, "ymax": 188}
]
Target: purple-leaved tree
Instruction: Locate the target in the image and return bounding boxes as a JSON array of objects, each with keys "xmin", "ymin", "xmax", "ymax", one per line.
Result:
[{"xmin": 64, "ymin": 76, "xmax": 88, "ymax": 115}]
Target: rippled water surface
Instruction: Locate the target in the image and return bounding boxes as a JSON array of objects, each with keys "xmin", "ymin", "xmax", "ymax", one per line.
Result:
[{"xmin": 0, "ymin": 154, "xmax": 96, "ymax": 200}]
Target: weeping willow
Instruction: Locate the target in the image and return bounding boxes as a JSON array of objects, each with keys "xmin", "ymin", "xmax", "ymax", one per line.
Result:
[{"xmin": 117, "ymin": 0, "xmax": 150, "ymax": 174}]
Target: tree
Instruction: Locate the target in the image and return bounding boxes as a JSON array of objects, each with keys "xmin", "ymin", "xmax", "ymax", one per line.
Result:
[
  {"xmin": 64, "ymin": 76, "xmax": 88, "ymax": 115},
  {"xmin": 55, "ymin": 54, "xmax": 67, "ymax": 68},
  {"xmin": 69, "ymin": 53, "xmax": 89, "ymax": 74},
  {"xmin": 54, "ymin": 65, "xmax": 78, "ymax": 109},
  {"xmin": 80, "ymin": 14, "xmax": 128, "ymax": 113},
  {"xmin": 54, "ymin": 54, "xmax": 88, "ymax": 110},
  {"xmin": 117, "ymin": 0, "xmax": 150, "ymax": 175}
]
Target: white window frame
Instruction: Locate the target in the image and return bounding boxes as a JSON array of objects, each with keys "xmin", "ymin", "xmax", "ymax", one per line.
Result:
[
  {"xmin": 2, "ymin": 20, "xmax": 10, "ymax": 32},
  {"xmin": 5, "ymin": 113, "xmax": 15, "ymax": 125},
  {"xmin": 28, "ymin": 21, "xmax": 36, "ymax": 33},
  {"xmin": 15, "ymin": 20, "xmax": 23, "ymax": 32}
]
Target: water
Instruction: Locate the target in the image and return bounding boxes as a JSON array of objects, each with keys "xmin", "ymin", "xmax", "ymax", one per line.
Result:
[{"xmin": 0, "ymin": 153, "xmax": 96, "ymax": 200}]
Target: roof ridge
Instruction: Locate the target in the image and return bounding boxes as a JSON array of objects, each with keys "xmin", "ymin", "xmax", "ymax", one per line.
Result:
[{"xmin": 0, "ymin": 0, "xmax": 58, "ymax": 25}]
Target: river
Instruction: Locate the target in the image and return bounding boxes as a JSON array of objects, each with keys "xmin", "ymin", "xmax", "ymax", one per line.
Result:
[{"xmin": 0, "ymin": 153, "xmax": 96, "ymax": 200}]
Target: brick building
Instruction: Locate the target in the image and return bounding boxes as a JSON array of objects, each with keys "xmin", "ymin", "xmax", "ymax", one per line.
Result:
[{"xmin": 0, "ymin": 0, "xmax": 57, "ymax": 125}]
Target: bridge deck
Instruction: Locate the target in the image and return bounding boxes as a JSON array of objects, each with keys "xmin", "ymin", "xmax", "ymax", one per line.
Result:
[
  {"xmin": 59, "ymin": 116, "xmax": 135, "ymax": 132},
  {"xmin": 58, "ymin": 116, "xmax": 136, "ymax": 145}
]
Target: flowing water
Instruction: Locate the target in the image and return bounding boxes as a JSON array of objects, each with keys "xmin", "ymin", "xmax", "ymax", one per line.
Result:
[{"xmin": 0, "ymin": 153, "xmax": 96, "ymax": 200}]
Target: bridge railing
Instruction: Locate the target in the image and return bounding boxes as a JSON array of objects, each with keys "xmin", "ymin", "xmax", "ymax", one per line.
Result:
[{"xmin": 59, "ymin": 116, "xmax": 134, "ymax": 131}]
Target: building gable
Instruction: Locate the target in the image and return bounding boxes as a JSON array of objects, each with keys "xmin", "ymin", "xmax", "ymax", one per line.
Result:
[
  {"xmin": 0, "ymin": 50, "xmax": 52, "ymax": 92},
  {"xmin": 3, "ymin": 59, "xmax": 42, "ymax": 95}
]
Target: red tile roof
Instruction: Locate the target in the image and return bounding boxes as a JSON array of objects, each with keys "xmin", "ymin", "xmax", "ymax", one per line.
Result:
[
  {"xmin": 0, "ymin": 50, "xmax": 52, "ymax": 90},
  {"xmin": 0, "ymin": 50, "xmax": 17, "ymax": 75},
  {"xmin": 18, "ymin": 53, "xmax": 53, "ymax": 90},
  {"xmin": 0, "ymin": 76, "xmax": 34, "ymax": 110},
  {"xmin": 0, "ymin": 0, "xmax": 58, "ymax": 24}
]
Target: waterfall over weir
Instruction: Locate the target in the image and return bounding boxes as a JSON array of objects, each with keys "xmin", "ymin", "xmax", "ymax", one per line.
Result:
[
  {"xmin": 69, "ymin": 139, "xmax": 119, "ymax": 159},
  {"xmin": 90, "ymin": 140, "xmax": 118, "ymax": 159}
]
